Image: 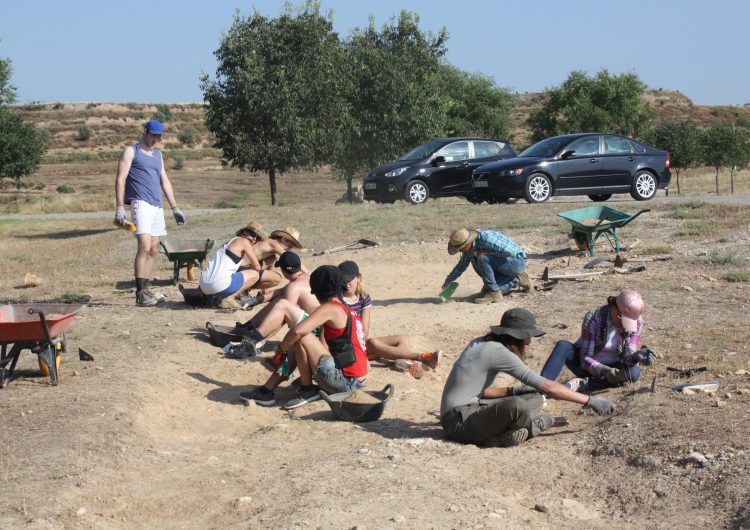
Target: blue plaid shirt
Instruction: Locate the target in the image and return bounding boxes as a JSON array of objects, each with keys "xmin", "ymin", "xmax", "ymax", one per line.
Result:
[{"xmin": 445, "ymin": 230, "xmax": 526, "ymax": 285}]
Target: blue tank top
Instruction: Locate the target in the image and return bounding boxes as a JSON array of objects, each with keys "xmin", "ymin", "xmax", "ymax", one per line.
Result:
[{"xmin": 125, "ymin": 144, "xmax": 163, "ymax": 207}]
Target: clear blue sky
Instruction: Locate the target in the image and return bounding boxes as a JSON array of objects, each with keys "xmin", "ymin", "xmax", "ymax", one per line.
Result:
[{"xmin": 1, "ymin": 0, "xmax": 748, "ymax": 105}]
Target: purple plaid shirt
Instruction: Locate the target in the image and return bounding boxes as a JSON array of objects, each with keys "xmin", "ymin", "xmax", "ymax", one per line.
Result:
[{"xmin": 574, "ymin": 305, "xmax": 643, "ymax": 377}]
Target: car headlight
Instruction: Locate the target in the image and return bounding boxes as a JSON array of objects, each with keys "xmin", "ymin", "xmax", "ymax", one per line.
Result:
[
  {"xmin": 385, "ymin": 167, "xmax": 408, "ymax": 177},
  {"xmin": 508, "ymin": 168, "xmax": 524, "ymax": 176}
]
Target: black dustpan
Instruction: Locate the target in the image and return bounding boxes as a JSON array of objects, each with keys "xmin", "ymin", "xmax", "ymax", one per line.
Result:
[{"xmin": 318, "ymin": 384, "xmax": 395, "ymax": 422}]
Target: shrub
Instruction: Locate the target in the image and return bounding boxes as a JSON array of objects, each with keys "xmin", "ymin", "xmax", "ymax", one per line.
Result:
[
  {"xmin": 75, "ymin": 125, "xmax": 93, "ymax": 141},
  {"xmin": 152, "ymin": 104, "xmax": 172, "ymax": 123},
  {"xmin": 724, "ymin": 272, "xmax": 750, "ymax": 282},
  {"xmin": 178, "ymin": 127, "xmax": 197, "ymax": 147},
  {"xmin": 707, "ymin": 251, "xmax": 743, "ymax": 266},
  {"xmin": 172, "ymin": 156, "xmax": 185, "ymax": 170},
  {"xmin": 56, "ymin": 184, "xmax": 75, "ymax": 194},
  {"xmin": 53, "ymin": 102, "xmax": 64, "ymax": 110}
]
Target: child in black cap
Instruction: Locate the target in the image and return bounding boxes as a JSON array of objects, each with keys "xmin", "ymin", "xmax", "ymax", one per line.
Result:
[{"xmin": 274, "ymin": 265, "xmax": 369, "ymax": 410}]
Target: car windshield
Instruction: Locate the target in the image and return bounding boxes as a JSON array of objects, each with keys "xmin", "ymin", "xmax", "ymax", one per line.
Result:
[
  {"xmin": 519, "ymin": 137, "xmax": 572, "ymax": 158},
  {"xmin": 398, "ymin": 140, "xmax": 446, "ymax": 161}
]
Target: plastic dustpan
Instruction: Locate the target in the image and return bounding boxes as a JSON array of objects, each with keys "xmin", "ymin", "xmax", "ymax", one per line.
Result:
[{"xmin": 319, "ymin": 384, "xmax": 395, "ymax": 422}]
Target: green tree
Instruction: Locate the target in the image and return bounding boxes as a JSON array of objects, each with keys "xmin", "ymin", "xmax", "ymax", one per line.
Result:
[
  {"xmin": 439, "ymin": 65, "xmax": 513, "ymax": 139},
  {"xmin": 528, "ymin": 70, "xmax": 655, "ymax": 142},
  {"xmin": 701, "ymin": 125, "xmax": 734, "ymax": 195},
  {"xmin": 0, "ymin": 54, "xmax": 46, "ymax": 188},
  {"xmin": 0, "ymin": 54, "xmax": 17, "ymax": 107},
  {"xmin": 331, "ymin": 11, "xmax": 448, "ymax": 202},
  {"xmin": 201, "ymin": 2, "xmax": 344, "ymax": 205},
  {"xmin": 645, "ymin": 120, "xmax": 701, "ymax": 194},
  {"xmin": 0, "ymin": 109, "xmax": 48, "ymax": 188},
  {"xmin": 728, "ymin": 127, "xmax": 750, "ymax": 194}
]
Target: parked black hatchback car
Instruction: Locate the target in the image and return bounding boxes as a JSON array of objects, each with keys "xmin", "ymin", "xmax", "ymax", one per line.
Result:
[
  {"xmin": 471, "ymin": 133, "xmax": 671, "ymax": 203},
  {"xmin": 363, "ymin": 137, "xmax": 515, "ymax": 204}
]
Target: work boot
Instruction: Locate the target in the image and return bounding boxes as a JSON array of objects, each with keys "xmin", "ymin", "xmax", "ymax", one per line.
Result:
[
  {"xmin": 136, "ymin": 290, "xmax": 158, "ymax": 307},
  {"xmin": 474, "ymin": 290, "xmax": 503, "ymax": 304},
  {"xmin": 516, "ymin": 271, "xmax": 534, "ymax": 292},
  {"xmin": 488, "ymin": 428, "xmax": 529, "ymax": 448}
]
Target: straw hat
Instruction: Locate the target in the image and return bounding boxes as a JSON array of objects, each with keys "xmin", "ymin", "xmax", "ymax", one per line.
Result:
[
  {"xmin": 489, "ymin": 308, "xmax": 546, "ymax": 340},
  {"xmin": 448, "ymin": 228, "xmax": 478, "ymax": 255},
  {"xmin": 236, "ymin": 220, "xmax": 267, "ymax": 239},
  {"xmin": 270, "ymin": 227, "xmax": 302, "ymax": 248}
]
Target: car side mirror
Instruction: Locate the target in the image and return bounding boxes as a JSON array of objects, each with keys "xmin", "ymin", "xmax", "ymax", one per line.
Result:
[
  {"xmin": 561, "ymin": 150, "xmax": 576, "ymax": 159},
  {"xmin": 432, "ymin": 155, "xmax": 445, "ymax": 166}
]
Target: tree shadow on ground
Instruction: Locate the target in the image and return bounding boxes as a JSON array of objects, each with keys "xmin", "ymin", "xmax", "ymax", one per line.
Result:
[{"xmin": 18, "ymin": 228, "xmax": 113, "ymax": 240}]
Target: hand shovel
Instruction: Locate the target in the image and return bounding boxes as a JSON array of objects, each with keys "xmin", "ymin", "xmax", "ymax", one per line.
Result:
[{"xmin": 313, "ymin": 239, "xmax": 378, "ymax": 256}]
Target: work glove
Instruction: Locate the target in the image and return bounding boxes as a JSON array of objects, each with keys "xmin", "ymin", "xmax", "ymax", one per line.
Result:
[
  {"xmin": 633, "ymin": 347, "xmax": 658, "ymax": 366},
  {"xmin": 584, "ymin": 396, "xmax": 615, "ymax": 416},
  {"xmin": 603, "ymin": 366, "xmax": 629, "ymax": 384},
  {"xmin": 114, "ymin": 205, "xmax": 126, "ymax": 226},
  {"xmin": 172, "ymin": 207, "xmax": 186, "ymax": 225}
]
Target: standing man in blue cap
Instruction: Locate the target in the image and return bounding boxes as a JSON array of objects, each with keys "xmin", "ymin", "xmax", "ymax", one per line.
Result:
[{"xmin": 114, "ymin": 119, "xmax": 186, "ymax": 306}]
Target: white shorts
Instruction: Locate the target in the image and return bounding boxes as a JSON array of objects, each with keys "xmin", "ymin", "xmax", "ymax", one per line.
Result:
[{"xmin": 131, "ymin": 200, "xmax": 167, "ymax": 237}]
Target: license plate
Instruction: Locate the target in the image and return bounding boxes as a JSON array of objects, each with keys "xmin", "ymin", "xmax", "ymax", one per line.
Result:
[
  {"xmin": 473, "ymin": 181, "xmax": 488, "ymax": 188},
  {"xmin": 364, "ymin": 183, "xmax": 376, "ymax": 190}
]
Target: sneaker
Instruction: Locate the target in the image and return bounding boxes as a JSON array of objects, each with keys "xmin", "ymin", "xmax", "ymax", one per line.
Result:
[
  {"xmin": 240, "ymin": 294, "xmax": 262, "ymax": 310},
  {"xmin": 225, "ymin": 339, "xmax": 261, "ymax": 359},
  {"xmin": 474, "ymin": 290, "xmax": 503, "ymax": 304},
  {"xmin": 218, "ymin": 297, "xmax": 242, "ymax": 310},
  {"xmin": 419, "ymin": 350, "xmax": 442, "ymax": 370},
  {"xmin": 239, "ymin": 387, "xmax": 276, "ymax": 406},
  {"xmin": 564, "ymin": 377, "xmax": 589, "ymax": 393},
  {"xmin": 136, "ymin": 290, "xmax": 158, "ymax": 307},
  {"xmin": 490, "ymin": 428, "xmax": 529, "ymax": 447},
  {"xmin": 394, "ymin": 359, "xmax": 424, "ymax": 379},
  {"xmin": 145, "ymin": 288, "xmax": 166, "ymax": 302},
  {"xmin": 516, "ymin": 271, "xmax": 534, "ymax": 292},
  {"xmin": 283, "ymin": 386, "xmax": 321, "ymax": 410}
]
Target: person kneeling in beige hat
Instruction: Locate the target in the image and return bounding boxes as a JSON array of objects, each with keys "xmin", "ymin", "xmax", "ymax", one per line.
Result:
[{"xmin": 443, "ymin": 227, "xmax": 533, "ymax": 304}]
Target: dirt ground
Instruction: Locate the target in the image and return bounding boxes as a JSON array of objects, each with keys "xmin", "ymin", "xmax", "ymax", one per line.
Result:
[{"xmin": 1, "ymin": 196, "xmax": 749, "ymax": 529}]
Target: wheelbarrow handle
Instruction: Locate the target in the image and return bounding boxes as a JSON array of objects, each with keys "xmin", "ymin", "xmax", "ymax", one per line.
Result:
[
  {"xmin": 619, "ymin": 209, "xmax": 651, "ymax": 228},
  {"xmin": 27, "ymin": 308, "xmax": 55, "ymax": 346}
]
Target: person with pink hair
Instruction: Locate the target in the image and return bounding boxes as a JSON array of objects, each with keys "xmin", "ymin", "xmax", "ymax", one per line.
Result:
[{"xmin": 539, "ymin": 289, "xmax": 656, "ymax": 392}]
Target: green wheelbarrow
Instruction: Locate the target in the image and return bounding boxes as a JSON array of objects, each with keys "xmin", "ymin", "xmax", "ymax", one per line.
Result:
[
  {"xmin": 558, "ymin": 206, "xmax": 650, "ymax": 256},
  {"xmin": 160, "ymin": 239, "xmax": 216, "ymax": 284}
]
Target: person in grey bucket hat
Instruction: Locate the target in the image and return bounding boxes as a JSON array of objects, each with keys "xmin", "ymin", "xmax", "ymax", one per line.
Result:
[{"xmin": 440, "ymin": 308, "xmax": 615, "ymax": 448}]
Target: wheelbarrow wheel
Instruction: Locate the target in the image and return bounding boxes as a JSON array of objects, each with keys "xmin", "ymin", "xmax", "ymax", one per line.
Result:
[
  {"xmin": 630, "ymin": 170, "xmax": 657, "ymax": 201},
  {"xmin": 523, "ymin": 173, "xmax": 552, "ymax": 203}
]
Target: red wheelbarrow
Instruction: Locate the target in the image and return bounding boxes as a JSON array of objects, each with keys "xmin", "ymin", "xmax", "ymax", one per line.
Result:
[{"xmin": 0, "ymin": 303, "xmax": 84, "ymax": 387}]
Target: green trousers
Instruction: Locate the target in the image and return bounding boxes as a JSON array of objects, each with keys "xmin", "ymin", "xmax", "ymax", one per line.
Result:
[{"xmin": 440, "ymin": 393, "xmax": 544, "ymax": 446}]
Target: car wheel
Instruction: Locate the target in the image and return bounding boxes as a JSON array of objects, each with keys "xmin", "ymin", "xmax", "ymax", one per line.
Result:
[
  {"xmin": 405, "ymin": 180, "xmax": 429, "ymax": 205},
  {"xmin": 523, "ymin": 173, "xmax": 552, "ymax": 203},
  {"xmin": 630, "ymin": 171, "xmax": 657, "ymax": 201},
  {"xmin": 588, "ymin": 194, "xmax": 612, "ymax": 202},
  {"xmin": 466, "ymin": 196, "xmax": 484, "ymax": 204}
]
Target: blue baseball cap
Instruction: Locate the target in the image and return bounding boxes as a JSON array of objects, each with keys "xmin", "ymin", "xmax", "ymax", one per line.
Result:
[{"xmin": 144, "ymin": 119, "xmax": 165, "ymax": 135}]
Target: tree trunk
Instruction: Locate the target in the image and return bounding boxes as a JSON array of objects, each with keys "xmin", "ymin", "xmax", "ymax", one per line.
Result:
[
  {"xmin": 715, "ymin": 168, "xmax": 720, "ymax": 195},
  {"xmin": 675, "ymin": 169, "xmax": 681, "ymax": 195},
  {"xmin": 269, "ymin": 167, "xmax": 278, "ymax": 206},
  {"xmin": 346, "ymin": 176, "xmax": 353, "ymax": 203},
  {"xmin": 730, "ymin": 165, "xmax": 735, "ymax": 194}
]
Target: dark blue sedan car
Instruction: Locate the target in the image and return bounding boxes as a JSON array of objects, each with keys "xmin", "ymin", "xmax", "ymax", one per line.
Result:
[{"xmin": 471, "ymin": 133, "xmax": 671, "ymax": 203}]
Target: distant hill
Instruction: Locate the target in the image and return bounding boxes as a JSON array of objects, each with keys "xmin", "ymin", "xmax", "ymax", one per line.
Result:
[{"xmin": 16, "ymin": 91, "xmax": 750, "ymax": 162}]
